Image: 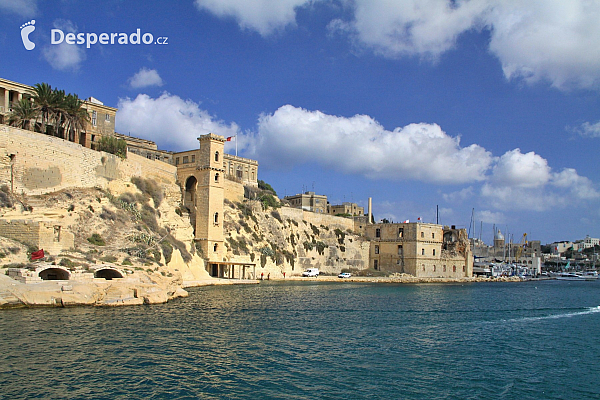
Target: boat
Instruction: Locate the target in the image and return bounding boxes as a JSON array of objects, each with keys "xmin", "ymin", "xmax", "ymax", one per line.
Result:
[{"xmin": 555, "ymin": 272, "xmax": 598, "ymax": 281}]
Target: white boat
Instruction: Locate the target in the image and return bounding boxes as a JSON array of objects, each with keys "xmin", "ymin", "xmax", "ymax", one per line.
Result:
[{"xmin": 555, "ymin": 272, "xmax": 598, "ymax": 281}]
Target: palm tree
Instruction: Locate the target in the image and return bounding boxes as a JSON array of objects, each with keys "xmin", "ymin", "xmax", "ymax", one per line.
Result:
[
  {"xmin": 8, "ymin": 98, "xmax": 37, "ymax": 130},
  {"xmin": 31, "ymin": 82, "xmax": 54, "ymax": 134},
  {"xmin": 62, "ymin": 93, "xmax": 89, "ymax": 142}
]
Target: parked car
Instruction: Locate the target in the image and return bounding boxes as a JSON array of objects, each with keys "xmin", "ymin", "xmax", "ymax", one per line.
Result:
[
  {"xmin": 302, "ymin": 268, "xmax": 319, "ymax": 277},
  {"xmin": 338, "ymin": 272, "xmax": 352, "ymax": 278}
]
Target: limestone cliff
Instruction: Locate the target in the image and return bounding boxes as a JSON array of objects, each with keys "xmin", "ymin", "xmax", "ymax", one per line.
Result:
[{"xmin": 221, "ymin": 199, "xmax": 370, "ymax": 278}]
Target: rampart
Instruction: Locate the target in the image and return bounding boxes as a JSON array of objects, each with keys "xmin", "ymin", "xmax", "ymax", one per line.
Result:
[
  {"xmin": 279, "ymin": 207, "xmax": 355, "ymax": 232},
  {"xmin": 0, "ymin": 126, "xmax": 177, "ymax": 196}
]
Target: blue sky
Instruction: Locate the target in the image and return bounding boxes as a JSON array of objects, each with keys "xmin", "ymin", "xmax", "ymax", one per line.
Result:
[{"xmin": 1, "ymin": 0, "xmax": 600, "ymax": 245}]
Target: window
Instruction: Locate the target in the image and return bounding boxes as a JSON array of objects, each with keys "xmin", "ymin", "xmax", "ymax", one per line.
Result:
[
  {"xmin": 462, "ymin": 266, "xmax": 465, "ymax": 272},
  {"xmin": 433, "ymin": 265, "xmax": 436, "ymax": 272},
  {"xmin": 374, "ymin": 260, "xmax": 378, "ymax": 270},
  {"xmin": 175, "ymin": 157, "xmax": 180, "ymax": 166},
  {"xmin": 214, "ymin": 173, "xmax": 219, "ymax": 183},
  {"xmin": 453, "ymin": 265, "xmax": 457, "ymax": 272},
  {"xmin": 398, "ymin": 228, "xmax": 403, "ymax": 238},
  {"xmin": 443, "ymin": 265, "xmax": 447, "ymax": 272},
  {"xmin": 421, "ymin": 232, "xmax": 424, "ymax": 238},
  {"xmin": 213, "ymin": 243, "xmax": 218, "ymax": 252},
  {"xmin": 422, "ymin": 265, "xmax": 425, "ymax": 271},
  {"xmin": 375, "ymin": 245, "xmax": 379, "ymax": 254},
  {"xmin": 433, "ymin": 249, "xmax": 436, "ymax": 256},
  {"xmin": 376, "ymin": 228, "xmax": 381, "ymax": 238},
  {"xmin": 183, "ymin": 156, "xmax": 189, "ymax": 164},
  {"xmin": 432, "ymin": 233, "xmax": 435, "ymax": 239},
  {"xmin": 215, "ymin": 151, "xmax": 219, "ymax": 162},
  {"xmin": 398, "ymin": 245, "xmax": 403, "ymax": 255},
  {"xmin": 92, "ymin": 110, "xmax": 97, "ymax": 126},
  {"xmin": 191, "ymin": 155, "xmax": 195, "ymax": 163},
  {"xmin": 105, "ymin": 114, "xmax": 110, "ymax": 122},
  {"xmin": 214, "ymin": 212, "xmax": 219, "ymax": 225},
  {"xmin": 421, "ymin": 248, "xmax": 425, "ymax": 255}
]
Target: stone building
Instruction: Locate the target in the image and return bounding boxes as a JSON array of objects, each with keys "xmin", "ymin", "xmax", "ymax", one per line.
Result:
[
  {"xmin": 328, "ymin": 202, "xmax": 364, "ymax": 216},
  {"xmin": 114, "ymin": 132, "xmax": 173, "ymax": 164},
  {"xmin": 284, "ymin": 191, "xmax": 328, "ymax": 213},
  {"xmin": 0, "ymin": 77, "xmax": 117, "ymax": 149},
  {"xmin": 173, "ymin": 149, "xmax": 258, "ymax": 187},
  {"xmin": 364, "ymin": 222, "xmax": 473, "ymax": 278}
]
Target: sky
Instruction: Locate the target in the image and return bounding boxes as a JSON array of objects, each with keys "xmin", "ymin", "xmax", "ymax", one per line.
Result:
[{"xmin": 1, "ymin": 0, "xmax": 599, "ymax": 245}]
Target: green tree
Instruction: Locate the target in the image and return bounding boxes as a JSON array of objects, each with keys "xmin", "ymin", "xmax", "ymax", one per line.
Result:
[
  {"xmin": 8, "ymin": 97, "xmax": 37, "ymax": 130},
  {"xmin": 97, "ymin": 135, "xmax": 127, "ymax": 159},
  {"xmin": 258, "ymin": 180, "xmax": 277, "ymax": 196}
]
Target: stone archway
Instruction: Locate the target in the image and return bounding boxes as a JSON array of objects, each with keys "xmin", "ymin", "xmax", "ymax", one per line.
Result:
[
  {"xmin": 184, "ymin": 176, "xmax": 198, "ymax": 235},
  {"xmin": 39, "ymin": 267, "xmax": 70, "ymax": 280},
  {"xmin": 94, "ymin": 268, "xmax": 124, "ymax": 280}
]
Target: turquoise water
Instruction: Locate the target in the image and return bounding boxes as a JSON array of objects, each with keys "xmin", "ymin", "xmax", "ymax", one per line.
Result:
[{"xmin": 1, "ymin": 280, "xmax": 600, "ymax": 399}]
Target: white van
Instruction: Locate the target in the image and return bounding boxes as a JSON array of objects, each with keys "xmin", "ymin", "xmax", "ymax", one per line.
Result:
[{"xmin": 302, "ymin": 268, "xmax": 319, "ymax": 277}]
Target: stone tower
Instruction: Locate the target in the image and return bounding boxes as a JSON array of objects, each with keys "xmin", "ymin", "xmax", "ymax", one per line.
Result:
[
  {"xmin": 196, "ymin": 133, "xmax": 225, "ymax": 260},
  {"xmin": 177, "ymin": 133, "xmax": 225, "ymax": 261}
]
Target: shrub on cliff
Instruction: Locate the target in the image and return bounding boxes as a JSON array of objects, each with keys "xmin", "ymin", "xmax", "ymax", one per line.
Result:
[
  {"xmin": 97, "ymin": 136, "xmax": 127, "ymax": 159},
  {"xmin": 88, "ymin": 233, "xmax": 106, "ymax": 246},
  {"xmin": 131, "ymin": 177, "xmax": 163, "ymax": 207}
]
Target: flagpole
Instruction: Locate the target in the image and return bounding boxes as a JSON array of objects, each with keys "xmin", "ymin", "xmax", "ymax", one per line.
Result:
[{"xmin": 235, "ymin": 135, "xmax": 238, "ymax": 157}]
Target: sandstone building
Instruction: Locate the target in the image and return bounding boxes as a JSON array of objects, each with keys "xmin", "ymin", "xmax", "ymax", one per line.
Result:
[
  {"xmin": 365, "ymin": 222, "xmax": 473, "ymax": 278},
  {"xmin": 284, "ymin": 191, "xmax": 328, "ymax": 213},
  {"xmin": 0, "ymin": 78, "xmax": 117, "ymax": 149}
]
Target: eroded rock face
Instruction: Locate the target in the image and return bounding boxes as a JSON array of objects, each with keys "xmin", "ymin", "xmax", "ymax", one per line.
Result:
[{"xmin": 221, "ymin": 200, "xmax": 370, "ymax": 279}]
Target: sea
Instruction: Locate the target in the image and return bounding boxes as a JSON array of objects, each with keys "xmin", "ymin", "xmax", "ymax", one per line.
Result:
[{"xmin": 1, "ymin": 280, "xmax": 600, "ymax": 400}]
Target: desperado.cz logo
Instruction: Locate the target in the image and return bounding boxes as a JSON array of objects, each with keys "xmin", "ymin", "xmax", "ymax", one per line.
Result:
[{"xmin": 20, "ymin": 20, "xmax": 168, "ymax": 51}]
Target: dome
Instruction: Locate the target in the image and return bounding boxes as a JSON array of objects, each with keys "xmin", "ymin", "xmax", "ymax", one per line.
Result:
[{"xmin": 494, "ymin": 229, "xmax": 504, "ymax": 241}]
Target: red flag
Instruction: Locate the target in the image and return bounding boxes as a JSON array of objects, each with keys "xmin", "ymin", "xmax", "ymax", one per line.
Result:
[
  {"xmin": 30, "ymin": 249, "xmax": 45, "ymax": 260},
  {"xmin": 226, "ymin": 136, "xmax": 235, "ymax": 141}
]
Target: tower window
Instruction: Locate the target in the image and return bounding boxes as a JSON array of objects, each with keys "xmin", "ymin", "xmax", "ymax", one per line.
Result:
[
  {"xmin": 214, "ymin": 212, "xmax": 219, "ymax": 225},
  {"xmin": 215, "ymin": 151, "xmax": 219, "ymax": 162}
]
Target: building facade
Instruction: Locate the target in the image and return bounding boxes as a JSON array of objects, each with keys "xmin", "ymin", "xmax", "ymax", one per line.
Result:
[
  {"xmin": 173, "ymin": 150, "xmax": 258, "ymax": 187},
  {"xmin": 284, "ymin": 191, "xmax": 328, "ymax": 213},
  {"xmin": 328, "ymin": 202, "xmax": 364, "ymax": 216},
  {"xmin": 0, "ymin": 77, "xmax": 117, "ymax": 149},
  {"xmin": 364, "ymin": 222, "xmax": 473, "ymax": 278}
]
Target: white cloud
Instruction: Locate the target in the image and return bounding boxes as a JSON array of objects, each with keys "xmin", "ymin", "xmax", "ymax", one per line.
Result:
[
  {"xmin": 481, "ymin": 151, "xmax": 599, "ymax": 211},
  {"xmin": 194, "ymin": 0, "xmax": 312, "ymax": 36},
  {"xmin": 128, "ymin": 68, "xmax": 164, "ymax": 89},
  {"xmin": 489, "ymin": 149, "xmax": 550, "ymax": 188},
  {"xmin": 42, "ymin": 20, "xmax": 85, "ymax": 71},
  {"xmin": 329, "ymin": 0, "xmax": 487, "ymax": 61},
  {"xmin": 443, "ymin": 187, "xmax": 474, "ymax": 203},
  {"xmin": 475, "ymin": 210, "xmax": 506, "ymax": 224},
  {"xmin": 0, "ymin": 0, "xmax": 37, "ymax": 17},
  {"xmin": 201, "ymin": 1, "xmax": 600, "ymax": 90},
  {"xmin": 248, "ymin": 104, "xmax": 493, "ymax": 184},
  {"xmin": 569, "ymin": 121, "xmax": 600, "ymax": 138},
  {"xmin": 115, "ymin": 93, "xmax": 240, "ymax": 151},
  {"xmin": 336, "ymin": 0, "xmax": 600, "ymax": 90}
]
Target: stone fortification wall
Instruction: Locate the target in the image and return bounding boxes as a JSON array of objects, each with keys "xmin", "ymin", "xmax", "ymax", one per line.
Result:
[
  {"xmin": 279, "ymin": 207, "xmax": 355, "ymax": 232},
  {"xmin": 224, "ymin": 179, "xmax": 244, "ymax": 203},
  {"xmin": 0, "ymin": 126, "xmax": 177, "ymax": 196},
  {"xmin": 0, "ymin": 219, "xmax": 74, "ymax": 254}
]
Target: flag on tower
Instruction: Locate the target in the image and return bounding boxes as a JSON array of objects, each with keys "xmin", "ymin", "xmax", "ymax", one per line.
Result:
[{"xmin": 226, "ymin": 136, "xmax": 235, "ymax": 141}]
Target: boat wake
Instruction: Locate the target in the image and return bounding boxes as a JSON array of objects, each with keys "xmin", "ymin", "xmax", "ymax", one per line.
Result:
[{"xmin": 503, "ymin": 306, "xmax": 600, "ymax": 324}]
